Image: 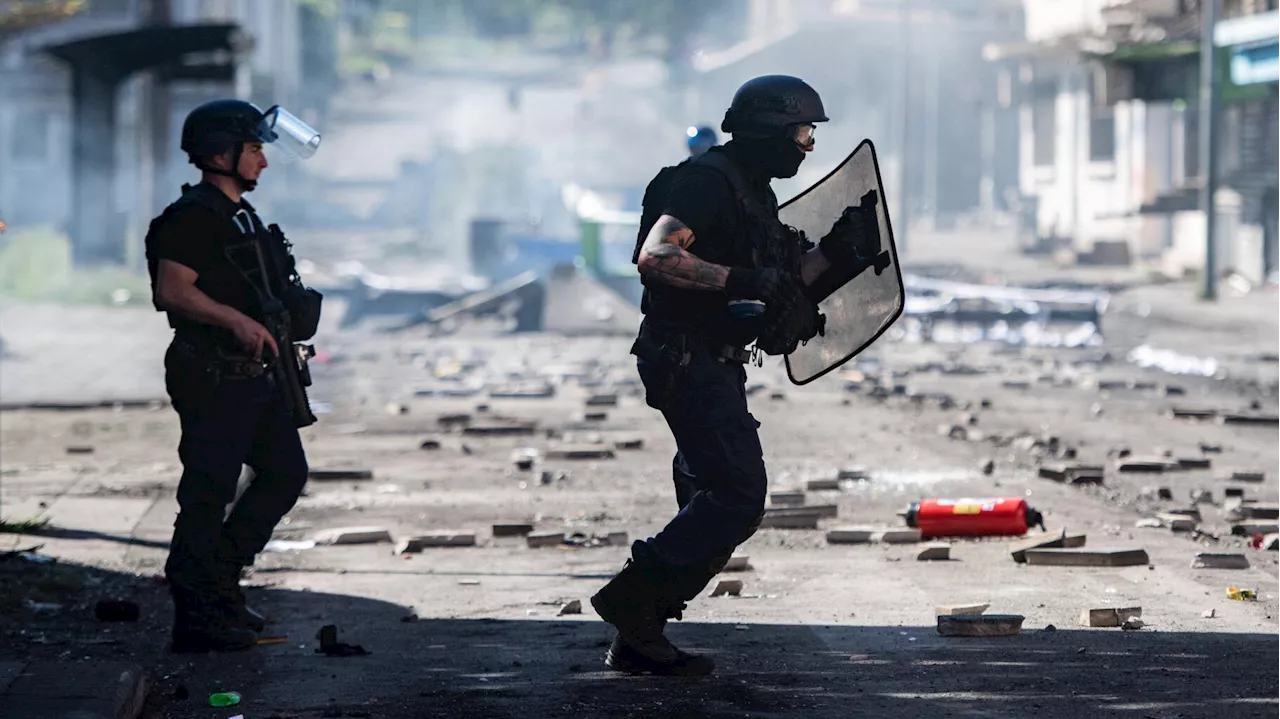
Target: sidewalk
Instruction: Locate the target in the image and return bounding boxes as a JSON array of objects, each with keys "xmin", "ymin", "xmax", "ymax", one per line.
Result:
[{"xmin": 0, "ymin": 660, "xmax": 148, "ymax": 719}]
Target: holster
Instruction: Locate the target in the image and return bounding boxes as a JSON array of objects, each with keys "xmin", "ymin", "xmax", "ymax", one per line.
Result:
[{"xmin": 631, "ymin": 328, "xmax": 691, "ymax": 411}]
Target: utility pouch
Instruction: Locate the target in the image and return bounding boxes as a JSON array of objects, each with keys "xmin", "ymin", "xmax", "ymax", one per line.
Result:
[{"xmin": 631, "ymin": 332, "xmax": 691, "ymax": 411}]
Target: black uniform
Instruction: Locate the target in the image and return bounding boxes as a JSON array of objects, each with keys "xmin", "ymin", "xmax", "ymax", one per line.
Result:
[{"xmin": 146, "ymin": 182, "xmax": 309, "ymax": 649}]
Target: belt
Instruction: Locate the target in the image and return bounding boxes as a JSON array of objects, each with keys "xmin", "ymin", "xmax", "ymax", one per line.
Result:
[
  {"xmin": 172, "ymin": 339, "xmax": 266, "ymax": 379},
  {"xmin": 640, "ymin": 324, "xmax": 752, "ymax": 365}
]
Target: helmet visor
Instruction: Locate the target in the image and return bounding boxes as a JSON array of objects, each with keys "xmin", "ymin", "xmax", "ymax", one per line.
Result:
[
  {"xmin": 790, "ymin": 123, "xmax": 817, "ymax": 150},
  {"xmin": 258, "ymin": 106, "xmax": 321, "ymax": 160}
]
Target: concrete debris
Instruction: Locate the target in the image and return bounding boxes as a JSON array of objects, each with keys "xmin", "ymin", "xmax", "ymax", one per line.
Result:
[
  {"xmin": 437, "ymin": 413, "xmax": 473, "ymax": 428},
  {"xmin": 836, "ymin": 468, "xmax": 870, "ymax": 481},
  {"xmin": 1081, "ymin": 606, "xmax": 1142, "ymax": 628},
  {"xmin": 545, "ymin": 446, "xmax": 615, "ymax": 460},
  {"xmin": 1202, "ymin": 608, "xmax": 1216, "ymax": 618},
  {"xmin": 1192, "ymin": 553, "xmax": 1250, "ymax": 569},
  {"xmin": 711, "ymin": 579, "xmax": 744, "ymax": 597},
  {"xmin": 314, "ymin": 527, "xmax": 393, "ymax": 545},
  {"xmin": 492, "ymin": 522, "xmax": 534, "ymax": 537},
  {"xmin": 557, "ymin": 600, "xmax": 582, "ymax": 616},
  {"xmin": 917, "ymin": 543, "xmax": 951, "ymax": 561},
  {"xmin": 760, "ymin": 507, "xmax": 824, "ymax": 529},
  {"xmin": 396, "ymin": 532, "xmax": 477, "ymax": 552},
  {"xmin": 1156, "ymin": 513, "xmax": 1197, "ymax": 532},
  {"xmin": 1223, "ymin": 487, "xmax": 1246, "ymax": 499},
  {"xmin": 1121, "ymin": 616, "xmax": 1145, "ymax": 631},
  {"xmin": 1139, "ymin": 486, "xmax": 1174, "ymax": 501},
  {"xmin": 65, "ymin": 446, "xmax": 94, "ymax": 455},
  {"xmin": 1263, "ymin": 534, "xmax": 1279, "ymax": 551},
  {"xmin": 1177, "ymin": 456, "xmax": 1212, "ymax": 469},
  {"xmin": 526, "ymin": 532, "xmax": 565, "ymax": 548},
  {"xmin": 825, "ymin": 527, "xmax": 921, "ymax": 544},
  {"xmin": 980, "ymin": 459, "xmax": 996, "ymax": 476},
  {"xmin": 807, "ymin": 478, "xmax": 842, "ymax": 491},
  {"xmin": 826, "ymin": 528, "xmax": 875, "ymax": 544},
  {"xmin": 1163, "ymin": 384, "xmax": 1186, "ymax": 396},
  {"xmin": 723, "ymin": 556, "xmax": 752, "ymax": 572},
  {"xmin": 613, "ymin": 439, "xmax": 645, "ymax": 450},
  {"xmin": 1009, "ymin": 529, "xmax": 1068, "ymax": 563},
  {"xmin": 1135, "ymin": 518, "xmax": 1164, "ymax": 529},
  {"xmin": 939, "ymin": 424, "xmax": 969, "ymax": 441},
  {"xmin": 935, "ymin": 603, "xmax": 989, "ymax": 617},
  {"xmin": 583, "ymin": 411, "xmax": 609, "ymax": 422},
  {"xmin": 386, "ymin": 402, "xmax": 409, "ymax": 415},
  {"xmin": 462, "ymin": 422, "xmax": 538, "ymax": 436},
  {"xmin": 489, "ymin": 383, "xmax": 556, "ymax": 399},
  {"xmin": 1169, "ymin": 407, "xmax": 1216, "ymax": 420},
  {"xmin": 1062, "ymin": 533, "xmax": 1087, "ymax": 548},
  {"xmin": 770, "ymin": 490, "xmax": 806, "ymax": 507},
  {"xmin": 1189, "ymin": 489, "xmax": 1214, "ymax": 504},
  {"xmin": 511, "ymin": 448, "xmax": 539, "ymax": 470},
  {"xmin": 1226, "ymin": 503, "xmax": 1278, "ymax": 521},
  {"xmin": 1040, "ymin": 463, "xmax": 1104, "ymax": 485},
  {"xmin": 877, "ymin": 528, "xmax": 922, "ymax": 544},
  {"xmin": 1220, "ymin": 413, "xmax": 1279, "ymax": 426},
  {"xmin": 1199, "ymin": 443, "xmax": 1224, "ymax": 453},
  {"xmin": 1024, "ymin": 548, "xmax": 1149, "ymax": 567},
  {"xmin": 937, "ymin": 614, "xmax": 1024, "ymax": 637},
  {"xmin": 1116, "ymin": 457, "xmax": 1176, "ymax": 473},
  {"xmin": 770, "ymin": 391, "xmax": 787, "ymax": 401},
  {"xmin": 308, "ymin": 468, "xmax": 374, "ymax": 481},
  {"xmin": 603, "ymin": 532, "xmax": 630, "ymax": 547},
  {"xmin": 1001, "ymin": 381, "xmax": 1030, "ymax": 390},
  {"xmin": 419, "ymin": 439, "xmax": 442, "ymax": 450},
  {"xmin": 585, "ymin": 394, "xmax": 618, "ymax": 407},
  {"xmin": 1231, "ymin": 522, "xmax": 1280, "ymax": 536},
  {"xmin": 1229, "ymin": 471, "xmax": 1265, "ymax": 483}
]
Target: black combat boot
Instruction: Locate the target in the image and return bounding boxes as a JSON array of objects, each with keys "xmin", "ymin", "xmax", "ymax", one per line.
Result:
[
  {"xmin": 603, "ymin": 555, "xmax": 723, "ymax": 676},
  {"xmin": 590, "ymin": 560, "xmax": 677, "ymax": 665},
  {"xmin": 605, "ymin": 624, "xmax": 715, "ymax": 676},
  {"xmin": 170, "ymin": 588, "xmax": 258, "ymax": 654},
  {"xmin": 216, "ymin": 563, "xmax": 267, "ymax": 633}
]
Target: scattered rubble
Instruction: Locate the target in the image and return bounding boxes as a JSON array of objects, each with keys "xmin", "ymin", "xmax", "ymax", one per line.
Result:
[
  {"xmin": 711, "ymin": 579, "xmax": 743, "ymax": 597},
  {"xmin": 1081, "ymin": 607, "xmax": 1142, "ymax": 628},
  {"xmin": 1023, "ymin": 548, "xmax": 1149, "ymax": 567},
  {"xmin": 396, "ymin": 532, "xmax": 477, "ymax": 552},
  {"xmin": 1192, "ymin": 553, "xmax": 1250, "ymax": 569},
  {"xmin": 314, "ymin": 527, "xmax": 393, "ymax": 545},
  {"xmin": 937, "ymin": 614, "xmax": 1023, "ymax": 637},
  {"xmin": 1156, "ymin": 513, "xmax": 1197, "ymax": 532},
  {"xmin": 917, "ymin": 543, "xmax": 951, "ymax": 561},
  {"xmin": 1009, "ymin": 529, "xmax": 1067, "ymax": 563}
]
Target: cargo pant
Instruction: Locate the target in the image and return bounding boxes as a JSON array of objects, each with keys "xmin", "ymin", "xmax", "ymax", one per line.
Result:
[
  {"xmin": 636, "ymin": 344, "xmax": 767, "ymax": 575},
  {"xmin": 162, "ymin": 340, "xmax": 309, "ymax": 598}
]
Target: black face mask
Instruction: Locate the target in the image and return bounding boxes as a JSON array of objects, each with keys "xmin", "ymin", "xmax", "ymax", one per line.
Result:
[{"xmin": 737, "ymin": 137, "xmax": 807, "ymax": 179}]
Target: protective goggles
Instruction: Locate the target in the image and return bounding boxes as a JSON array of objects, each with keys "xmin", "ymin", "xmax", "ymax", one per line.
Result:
[
  {"xmin": 789, "ymin": 123, "xmax": 817, "ymax": 150},
  {"xmin": 258, "ymin": 105, "xmax": 321, "ymax": 160}
]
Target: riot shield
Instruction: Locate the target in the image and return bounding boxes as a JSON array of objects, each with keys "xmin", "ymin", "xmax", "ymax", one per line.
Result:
[{"xmin": 779, "ymin": 140, "xmax": 903, "ymax": 385}]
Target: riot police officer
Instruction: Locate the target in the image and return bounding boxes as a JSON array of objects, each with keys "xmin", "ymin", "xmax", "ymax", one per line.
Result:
[
  {"xmin": 593, "ymin": 76, "xmax": 874, "ymax": 675},
  {"xmin": 146, "ymin": 99, "xmax": 322, "ymax": 653},
  {"xmin": 686, "ymin": 125, "xmax": 718, "ymax": 157}
]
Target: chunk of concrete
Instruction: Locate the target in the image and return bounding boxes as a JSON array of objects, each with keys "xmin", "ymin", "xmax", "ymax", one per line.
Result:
[
  {"xmin": 1262, "ymin": 534, "xmax": 1279, "ymax": 551},
  {"xmin": 462, "ymin": 422, "xmax": 537, "ymax": 437},
  {"xmin": 1177, "ymin": 456, "xmax": 1212, "ymax": 469},
  {"xmin": 760, "ymin": 511, "xmax": 820, "ymax": 529},
  {"xmin": 837, "ymin": 468, "xmax": 870, "ymax": 481},
  {"xmin": 526, "ymin": 532, "xmax": 565, "ymax": 548},
  {"xmin": 314, "ymin": 527, "xmax": 392, "ymax": 545},
  {"xmin": 1062, "ymin": 533, "xmax": 1087, "ymax": 548},
  {"xmin": 1024, "ymin": 548, "xmax": 1149, "ymax": 567},
  {"xmin": 308, "ymin": 468, "xmax": 374, "ymax": 481},
  {"xmin": 545, "ymin": 446, "xmax": 615, "ymax": 460},
  {"xmin": 875, "ymin": 528, "xmax": 922, "ymax": 544},
  {"xmin": 396, "ymin": 532, "xmax": 477, "ymax": 552},
  {"xmin": 1230, "ymin": 503, "xmax": 1279, "ymax": 520},
  {"xmin": 917, "ymin": 543, "xmax": 951, "ymax": 561},
  {"xmin": 1156, "ymin": 513, "xmax": 1197, "ymax": 532},
  {"xmin": 770, "ymin": 490, "xmax": 806, "ymax": 507},
  {"xmin": 1223, "ymin": 487, "xmax": 1246, "ymax": 499},
  {"xmin": 1009, "ymin": 529, "xmax": 1068, "ymax": 563},
  {"xmin": 603, "ymin": 531, "xmax": 630, "ymax": 547},
  {"xmin": 935, "ymin": 603, "xmax": 989, "ymax": 617},
  {"xmin": 1081, "ymin": 606, "xmax": 1142, "ymax": 628},
  {"xmin": 419, "ymin": 439, "xmax": 442, "ymax": 450},
  {"xmin": 1135, "ymin": 518, "xmax": 1164, "ymax": 529},
  {"xmin": 585, "ymin": 394, "xmax": 618, "ymax": 407},
  {"xmin": 710, "ymin": 579, "xmax": 744, "ymax": 597},
  {"xmin": 807, "ymin": 478, "xmax": 841, "ymax": 490},
  {"xmin": 723, "ymin": 556, "xmax": 752, "ymax": 572},
  {"xmin": 1192, "ymin": 553, "xmax": 1250, "ymax": 569},
  {"xmin": 1229, "ymin": 471, "xmax": 1265, "ymax": 483},
  {"xmin": 937, "ymin": 614, "xmax": 1024, "ymax": 637},
  {"xmin": 614, "ymin": 438, "xmax": 645, "ymax": 450},
  {"xmin": 1117, "ymin": 458, "xmax": 1174, "ymax": 473},
  {"xmin": 557, "ymin": 599, "xmax": 583, "ymax": 616},
  {"xmin": 492, "ymin": 522, "xmax": 534, "ymax": 537},
  {"xmin": 65, "ymin": 446, "xmax": 94, "ymax": 455},
  {"xmin": 1231, "ymin": 522, "xmax": 1280, "ymax": 536},
  {"xmin": 826, "ymin": 528, "xmax": 876, "ymax": 544},
  {"xmin": 582, "ymin": 411, "xmax": 609, "ymax": 422}
]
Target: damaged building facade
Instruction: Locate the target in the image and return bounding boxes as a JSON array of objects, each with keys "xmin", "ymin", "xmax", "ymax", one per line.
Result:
[
  {"xmin": 0, "ymin": 0, "xmax": 324, "ymax": 268},
  {"xmin": 987, "ymin": 0, "xmax": 1278, "ymax": 281}
]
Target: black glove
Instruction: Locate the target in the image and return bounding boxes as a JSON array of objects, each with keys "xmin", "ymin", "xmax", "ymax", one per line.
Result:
[
  {"xmin": 819, "ymin": 205, "xmax": 880, "ymax": 267},
  {"xmin": 725, "ymin": 267, "xmax": 785, "ymax": 303}
]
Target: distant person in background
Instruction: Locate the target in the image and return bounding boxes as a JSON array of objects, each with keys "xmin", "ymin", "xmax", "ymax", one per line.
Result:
[
  {"xmin": 686, "ymin": 125, "xmax": 718, "ymax": 157},
  {"xmin": 0, "ymin": 219, "xmax": 7, "ymax": 232},
  {"xmin": 145, "ymin": 99, "xmax": 323, "ymax": 653}
]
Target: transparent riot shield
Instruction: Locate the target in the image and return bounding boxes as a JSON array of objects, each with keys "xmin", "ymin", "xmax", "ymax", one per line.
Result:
[{"xmin": 779, "ymin": 140, "xmax": 904, "ymax": 385}]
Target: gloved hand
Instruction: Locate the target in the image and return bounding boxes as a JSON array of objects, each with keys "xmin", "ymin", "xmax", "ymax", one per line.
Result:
[
  {"xmin": 819, "ymin": 205, "xmax": 880, "ymax": 267},
  {"xmin": 725, "ymin": 267, "xmax": 786, "ymax": 303}
]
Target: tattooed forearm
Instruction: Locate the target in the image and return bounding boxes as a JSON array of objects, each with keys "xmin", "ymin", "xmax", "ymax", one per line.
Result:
[{"xmin": 637, "ymin": 214, "xmax": 730, "ymax": 291}]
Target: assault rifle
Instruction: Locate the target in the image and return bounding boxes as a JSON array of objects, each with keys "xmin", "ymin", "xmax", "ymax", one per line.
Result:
[{"xmin": 252, "ymin": 242, "xmax": 317, "ymax": 428}]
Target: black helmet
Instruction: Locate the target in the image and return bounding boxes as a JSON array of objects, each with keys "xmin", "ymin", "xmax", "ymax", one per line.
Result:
[
  {"xmin": 720, "ymin": 75, "xmax": 828, "ymax": 137},
  {"xmin": 180, "ymin": 99, "xmax": 270, "ymax": 159}
]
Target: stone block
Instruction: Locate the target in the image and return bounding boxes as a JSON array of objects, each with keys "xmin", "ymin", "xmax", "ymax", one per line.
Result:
[
  {"xmin": 917, "ymin": 543, "xmax": 951, "ymax": 561},
  {"xmin": 526, "ymin": 532, "xmax": 565, "ymax": 548},
  {"xmin": 1192, "ymin": 553, "xmax": 1250, "ymax": 569},
  {"xmin": 770, "ymin": 490, "xmax": 806, "ymax": 507},
  {"xmin": 396, "ymin": 532, "xmax": 477, "ymax": 552},
  {"xmin": 492, "ymin": 522, "xmax": 534, "ymax": 537},
  {"xmin": 1024, "ymin": 548, "xmax": 1149, "ymax": 567},
  {"xmin": 710, "ymin": 579, "xmax": 743, "ymax": 597},
  {"xmin": 308, "ymin": 468, "xmax": 374, "ymax": 481},
  {"xmin": 723, "ymin": 556, "xmax": 752, "ymax": 571},
  {"xmin": 314, "ymin": 527, "xmax": 392, "ymax": 545},
  {"xmin": 937, "ymin": 614, "xmax": 1024, "ymax": 637},
  {"xmin": 1156, "ymin": 513, "xmax": 1197, "ymax": 532},
  {"xmin": 935, "ymin": 603, "xmax": 989, "ymax": 617},
  {"xmin": 1081, "ymin": 606, "xmax": 1142, "ymax": 628},
  {"xmin": 1009, "ymin": 529, "xmax": 1067, "ymax": 563},
  {"xmin": 807, "ymin": 478, "xmax": 841, "ymax": 491}
]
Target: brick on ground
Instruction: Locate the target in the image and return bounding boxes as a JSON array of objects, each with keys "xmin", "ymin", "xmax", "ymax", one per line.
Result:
[
  {"xmin": 807, "ymin": 478, "xmax": 841, "ymax": 491},
  {"xmin": 526, "ymin": 532, "xmax": 565, "ymax": 548},
  {"xmin": 1024, "ymin": 548, "xmax": 1149, "ymax": 567},
  {"xmin": 396, "ymin": 532, "xmax": 477, "ymax": 552},
  {"xmin": 935, "ymin": 603, "xmax": 989, "ymax": 616},
  {"xmin": 937, "ymin": 614, "xmax": 1023, "ymax": 637},
  {"xmin": 308, "ymin": 468, "xmax": 374, "ymax": 481},
  {"xmin": 770, "ymin": 490, "xmax": 806, "ymax": 506},
  {"xmin": 1192, "ymin": 553, "xmax": 1250, "ymax": 569},
  {"xmin": 917, "ymin": 543, "xmax": 950, "ymax": 560},
  {"xmin": 1156, "ymin": 512, "xmax": 1197, "ymax": 532},
  {"xmin": 1009, "ymin": 529, "xmax": 1067, "ymax": 563},
  {"xmin": 492, "ymin": 522, "xmax": 534, "ymax": 537},
  {"xmin": 723, "ymin": 556, "xmax": 752, "ymax": 571},
  {"xmin": 710, "ymin": 579, "xmax": 743, "ymax": 597},
  {"xmin": 314, "ymin": 527, "xmax": 392, "ymax": 545},
  {"xmin": 1081, "ymin": 607, "xmax": 1142, "ymax": 628}
]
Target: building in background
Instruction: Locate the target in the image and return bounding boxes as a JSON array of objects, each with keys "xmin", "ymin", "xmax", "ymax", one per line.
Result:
[
  {"xmin": 986, "ymin": 0, "xmax": 1277, "ymax": 282},
  {"xmin": 0, "ymin": 0, "xmax": 322, "ymax": 268}
]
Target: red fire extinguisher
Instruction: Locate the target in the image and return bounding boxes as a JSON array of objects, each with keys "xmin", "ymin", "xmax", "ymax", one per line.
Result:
[{"xmin": 903, "ymin": 497, "xmax": 1045, "ymax": 539}]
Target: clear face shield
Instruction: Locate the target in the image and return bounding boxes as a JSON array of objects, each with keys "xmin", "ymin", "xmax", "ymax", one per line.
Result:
[{"xmin": 256, "ymin": 105, "xmax": 321, "ymax": 160}]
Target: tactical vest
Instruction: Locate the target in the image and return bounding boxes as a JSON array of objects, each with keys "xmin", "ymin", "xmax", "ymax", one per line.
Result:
[{"xmin": 149, "ymin": 184, "xmax": 322, "ymax": 343}]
